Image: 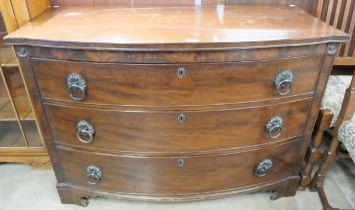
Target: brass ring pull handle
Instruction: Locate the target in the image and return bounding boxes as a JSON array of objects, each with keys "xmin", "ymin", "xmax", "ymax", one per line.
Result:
[
  {"xmin": 76, "ymin": 120, "xmax": 95, "ymax": 144},
  {"xmin": 254, "ymin": 159, "xmax": 273, "ymax": 177},
  {"xmin": 86, "ymin": 165, "xmax": 102, "ymax": 184},
  {"xmin": 266, "ymin": 116, "xmax": 283, "ymax": 139},
  {"xmin": 274, "ymin": 70, "xmax": 293, "ymax": 96},
  {"xmin": 67, "ymin": 73, "xmax": 87, "ymax": 101}
]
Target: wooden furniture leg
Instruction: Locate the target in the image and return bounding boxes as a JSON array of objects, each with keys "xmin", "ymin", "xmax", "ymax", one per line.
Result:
[
  {"xmin": 309, "ymin": 134, "xmax": 340, "ymax": 210},
  {"xmin": 270, "ymin": 178, "xmax": 299, "ymax": 200},
  {"xmin": 300, "ymin": 109, "xmax": 333, "ymax": 188},
  {"xmin": 317, "ymin": 185, "xmax": 340, "ymax": 210},
  {"xmin": 309, "ymin": 69, "xmax": 355, "ymax": 210},
  {"xmin": 57, "ymin": 184, "xmax": 92, "ymax": 207}
]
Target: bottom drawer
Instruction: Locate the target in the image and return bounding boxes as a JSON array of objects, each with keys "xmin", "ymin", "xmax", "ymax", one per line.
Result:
[{"xmin": 57, "ymin": 140, "xmax": 300, "ymax": 195}]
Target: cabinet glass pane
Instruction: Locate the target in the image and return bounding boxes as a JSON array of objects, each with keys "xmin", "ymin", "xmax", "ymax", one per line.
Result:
[
  {"xmin": 0, "ymin": 121, "xmax": 26, "ymax": 147},
  {"xmin": 23, "ymin": 120, "xmax": 42, "ymax": 147},
  {"xmin": 2, "ymin": 66, "xmax": 42, "ymax": 147},
  {"xmin": 0, "ymin": 69, "xmax": 26, "ymax": 147}
]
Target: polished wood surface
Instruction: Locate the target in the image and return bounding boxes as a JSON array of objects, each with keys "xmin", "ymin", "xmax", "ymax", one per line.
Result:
[
  {"xmin": 46, "ymin": 99, "xmax": 311, "ymax": 154},
  {"xmin": 51, "ymin": 0, "xmax": 319, "ymax": 17},
  {"xmin": 226, "ymin": 0, "xmax": 319, "ymax": 16},
  {"xmin": 51, "ymin": 0, "xmax": 220, "ymax": 7},
  {"xmin": 33, "ymin": 56, "xmax": 321, "ymax": 107},
  {"xmin": 6, "ymin": 4, "xmax": 349, "ymax": 206},
  {"xmin": 4, "ymin": 5, "xmax": 348, "ymax": 48},
  {"xmin": 57, "ymin": 139, "xmax": 299, "ymax": 196}
]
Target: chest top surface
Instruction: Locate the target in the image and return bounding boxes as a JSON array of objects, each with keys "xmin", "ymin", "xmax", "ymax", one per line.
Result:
[{"xmin": 4, "ymin": 5, "xmax": 348, "ymax": 49}]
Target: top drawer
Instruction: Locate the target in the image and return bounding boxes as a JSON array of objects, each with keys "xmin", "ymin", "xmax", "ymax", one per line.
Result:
[{"xmin": 32, "ymin": 56, "xmax": 322, "ymax": 107}]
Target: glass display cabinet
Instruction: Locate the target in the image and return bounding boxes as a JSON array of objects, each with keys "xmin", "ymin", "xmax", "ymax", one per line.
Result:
[{"xmin": 0, "ymin": 7, "xmax": 49, "ymax": 168}]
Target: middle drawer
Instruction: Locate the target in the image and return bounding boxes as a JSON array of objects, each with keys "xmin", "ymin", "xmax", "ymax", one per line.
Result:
[{"xmin": 45, "ymin": 99, "xmax": 311, "ymax": 153}]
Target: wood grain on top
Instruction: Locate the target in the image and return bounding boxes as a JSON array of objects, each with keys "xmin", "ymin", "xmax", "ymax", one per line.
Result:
[{"xmin": 4, "ymin": 5, "xmax": 349, "ymax": 48}]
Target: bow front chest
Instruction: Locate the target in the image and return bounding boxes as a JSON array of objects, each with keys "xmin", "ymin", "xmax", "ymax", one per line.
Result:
[{"xmin": 5, "ymin": 5, "xmax": 348, "ymax": 206}]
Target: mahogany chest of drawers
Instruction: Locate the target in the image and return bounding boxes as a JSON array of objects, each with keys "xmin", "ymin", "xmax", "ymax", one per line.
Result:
[{"xmin": 5, "ymin": 5, "xmax": 348, "ymax": 206}]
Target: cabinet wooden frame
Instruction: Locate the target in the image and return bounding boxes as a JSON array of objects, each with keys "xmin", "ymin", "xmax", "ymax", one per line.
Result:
[
  {"xmin": 0, "ymin": 1, "xmax": 50, "ymax": 168},
  {"xmin": 0, "ymin": 63, "xmax": 49, "ymax": 168}
]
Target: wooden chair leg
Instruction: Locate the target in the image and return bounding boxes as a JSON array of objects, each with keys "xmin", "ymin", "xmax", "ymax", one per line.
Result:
[
  {"xmin": 300, "ymin": 109, "xmax": 333, "ymax": 188},
  {"xmin": 317, "ymin": 185, "xmax": 340, "ymax": 210},
  {"xmin": 309, "ymin": 133, "xmax": 341, "ymax": 210}
]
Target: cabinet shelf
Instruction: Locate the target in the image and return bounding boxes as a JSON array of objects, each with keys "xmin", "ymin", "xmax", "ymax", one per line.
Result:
[
  {"xmin": 0, "ymin": 130, "xmax": 24, "ymax": 147},
  {"xmin": 0, "ymin": 97, "xmax": 35, "ymax": 121},
  {"xmin": 0, "ymin": 48, "xmax": 17, "ymax": 67},
  {"xmin": 0, "ymin": 120, "xmax": 42, "ymax": 147},
  {"xmin": 0, "ymin": 121, "xmax": 26, "ymax": 147}
]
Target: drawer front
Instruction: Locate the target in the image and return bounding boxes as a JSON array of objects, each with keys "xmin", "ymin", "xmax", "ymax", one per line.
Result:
[
  {"xmin": 57, "ymin": 140, "xmax": 299, "ymax": 195},
  {"xmin": 46, "ymin": 99, "xmax": 311, "ymax": 153},
  {"xmin": 32, "ymin": 56, "xmax": 322, "ymax": 106}
]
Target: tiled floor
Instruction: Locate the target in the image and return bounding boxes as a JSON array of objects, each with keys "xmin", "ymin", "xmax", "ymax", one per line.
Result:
[{"xmin": 0, "ymin": 160, "xmax": 354, "ymax": 210}]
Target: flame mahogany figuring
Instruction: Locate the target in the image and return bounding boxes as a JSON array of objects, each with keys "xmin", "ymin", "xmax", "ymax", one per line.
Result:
[{"xmin": 4, "ymin": 5, "xmax": 349, "ymax": 206}]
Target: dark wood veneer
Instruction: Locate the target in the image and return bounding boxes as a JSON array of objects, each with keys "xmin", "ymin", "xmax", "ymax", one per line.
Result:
[
  {"xmin": 33, "ymin": 56, "xmax": 321, "ymax": 107},
  {"xmin": 4, "ymin": 5, "xmax": 349, "ymax": 207},
  {"xmin": 57, "ymin": 139, "xmax": 300, "ymax": 195},
  {"xmin": 45, "ymin": 99, "xmax": 311, "ymax": 154},
  {"xmin": 29, "ymin": 44, "xmax": 326, "ymax": 63},
  {"xmin": 4, "ymin": 6, "xmax": 348, "ymax": 48}
]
